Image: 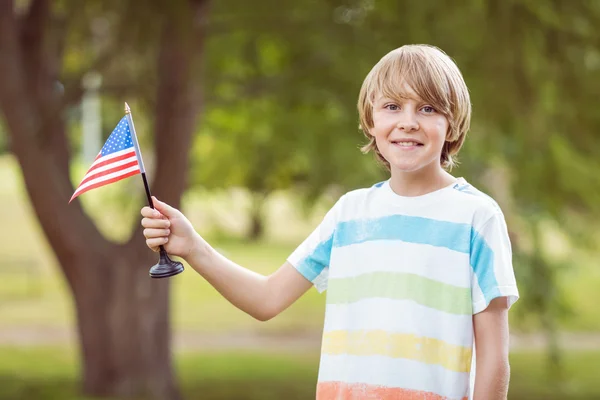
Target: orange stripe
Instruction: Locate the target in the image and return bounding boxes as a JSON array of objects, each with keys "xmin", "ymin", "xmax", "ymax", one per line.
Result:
[{"xmin": 317, "ymin": 381, "xmax": 468, "ymax": 400}]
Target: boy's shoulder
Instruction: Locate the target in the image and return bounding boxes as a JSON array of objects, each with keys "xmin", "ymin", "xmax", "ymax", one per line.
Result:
[
  {"xmin": 449, "ymin": 178, "xmax": 501, "ymax": 209},
  {"xmin": 325, "ymin": 181, "xmax": 388, "ymax": 221},
  {"xmin": 336, "ymin": 178, "xmax": 505, "ymax": 226},
  {"xmin": 336, "ymin": 180, "xmax": 388, "ymax": 205},
  {"xmin": 340, "ymin": 178, "xmax": 500, "ymax": 205},
  {"xmin": 448, "ymin": 178, "xmax": 505, "ymax": 224}
]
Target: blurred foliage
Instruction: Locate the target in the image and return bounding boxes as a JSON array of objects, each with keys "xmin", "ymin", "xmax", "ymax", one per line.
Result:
[
  {"xmin": 31, "ymin": 0, "xmax": 600, "ymax": 242},
  {"xmin": 193, "ymin": 1, "xmax": 384, "ymax": 204}
]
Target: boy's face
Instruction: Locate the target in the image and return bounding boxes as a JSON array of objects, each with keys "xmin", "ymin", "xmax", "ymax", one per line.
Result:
[{"xmin": 370, "ymin": 83, "xmax": 449, "ymax": 175}]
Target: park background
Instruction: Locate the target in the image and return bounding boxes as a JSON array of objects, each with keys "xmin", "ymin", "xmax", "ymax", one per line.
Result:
[{"xmin": 0, "ymin": 0, "xmax": 599, "ymax": 399}]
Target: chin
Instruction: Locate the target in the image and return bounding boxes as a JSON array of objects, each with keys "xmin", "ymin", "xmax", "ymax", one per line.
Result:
[
  {"xmin": 384, "ymin": 157, "xmax": 421, "ymax": 172},
  {"xmin": 389, "ymin": 157, "xmax": 441, "ymax": 173},
  {"xmin": 391, "ymin": 164, "xmax": 424, "ymax": 173}
]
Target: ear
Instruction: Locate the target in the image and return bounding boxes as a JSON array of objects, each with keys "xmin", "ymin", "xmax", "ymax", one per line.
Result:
[{"xmin": 445, "ymin": 126, "xmax": 457, "ymax": 142}]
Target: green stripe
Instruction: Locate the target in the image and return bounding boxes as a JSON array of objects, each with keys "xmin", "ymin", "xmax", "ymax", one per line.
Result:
[{"xmin": 327, "ymin": 271, "xmax": 472, "ymax": 315}]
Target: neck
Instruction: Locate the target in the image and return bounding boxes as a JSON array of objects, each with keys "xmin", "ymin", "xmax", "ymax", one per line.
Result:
[{"xmin": 389, "ymin": 164, "xmax": 457, "ymax": 197}]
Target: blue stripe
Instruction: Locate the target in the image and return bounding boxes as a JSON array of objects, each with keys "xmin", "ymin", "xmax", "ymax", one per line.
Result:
[
  {"xmin": 295, "ymin": 234, "xmax": 334, "ymax": 281},
  {"xmin": 332, "ymin": 214, "xmax": 500, "ymax": 305},
  {"xmin": 333, "ymin": 215, "xmax": 471, "ymax": 252},
  {"xmin": 452, "ymin": 183, "xmax": 503, "ymax": 302},
  {"xmin": 470, "ymin": 228, "xmax": 502, "ymax": 304}
]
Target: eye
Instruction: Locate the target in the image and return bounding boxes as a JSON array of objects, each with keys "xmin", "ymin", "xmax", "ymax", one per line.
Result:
[
  {"xmin": 421, "ymin": 105, "xmax": 436, "ymax": 113},
  {"xmin": 384, "ymin": 104, "xmax": 399, "ymax": 111}
]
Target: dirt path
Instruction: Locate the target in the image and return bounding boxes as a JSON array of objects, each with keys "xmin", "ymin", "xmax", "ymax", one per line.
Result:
[{"xmin": 1, "ymin": 327, "xmax": 599, "ymax": 352}]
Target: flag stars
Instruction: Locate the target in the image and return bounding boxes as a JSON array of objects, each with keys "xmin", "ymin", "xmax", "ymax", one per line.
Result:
[{"xmin": 98, "ymin": 117, "xmax": 137, "ymax": 157}]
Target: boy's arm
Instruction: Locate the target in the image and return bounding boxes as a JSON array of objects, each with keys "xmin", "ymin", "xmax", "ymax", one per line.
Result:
[
  {"xmin": 472, "ymin": 297, "xmax": 511, "ymax": 400},
  {"xmin": 187, "ymin": 234, "xmax": 313, "ymax": 321}
]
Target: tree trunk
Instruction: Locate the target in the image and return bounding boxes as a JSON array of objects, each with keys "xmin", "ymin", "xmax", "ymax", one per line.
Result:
[
  {"xmin": 71, "ymin": 247, "xmax": 177, "ymax": 398},
  {"xmin": 249, "ymin": 211, "xmax": 264, "ymax": 241},
  {"xmin": 248, "ymin": 192, "xmax": 267, "ymax": 241},
  {"xmin": 0, "ymin": 1, "xmax": 208, "ymax": 398}
]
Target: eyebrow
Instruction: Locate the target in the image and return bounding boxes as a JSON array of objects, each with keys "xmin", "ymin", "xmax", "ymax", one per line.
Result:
[{"xmin": 376, "ymin": 94, "xmax": 422, "ymax": 105}]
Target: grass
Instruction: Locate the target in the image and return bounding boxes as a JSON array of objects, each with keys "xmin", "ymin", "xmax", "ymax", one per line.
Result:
[
  {"xmin": 170, "ymin": 238, "xmax": 326, "ymax": 333},
  {"xmin": 1, "ymin": 152, "xmax": 600, "ymax": 335},
  {"xmin": 0, "ymin": 346, "xmax": 599, "ymax": 400},
  {"xmin": 509, "ymin": 351, "xmax": 600, "ymax": 400},
  {"xmin": 0, "ymin": 346, "xmax": 319, "ymax": 400}
]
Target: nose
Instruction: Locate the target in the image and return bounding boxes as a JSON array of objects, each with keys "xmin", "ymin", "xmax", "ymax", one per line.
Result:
[{"xmin": 396, "ymin": 111, "xmax": 419, "ymax": 132}]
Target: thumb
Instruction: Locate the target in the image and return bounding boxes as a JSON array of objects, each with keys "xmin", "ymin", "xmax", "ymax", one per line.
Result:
[{"xmin": 152, "ymin": 196, "xmax": 178, "ymax": 218}]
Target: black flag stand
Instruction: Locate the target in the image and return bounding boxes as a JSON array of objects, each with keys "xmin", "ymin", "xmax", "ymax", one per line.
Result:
[{"xmin": 126, "ymin": 103, "xmax": 184, "ymax": 279}]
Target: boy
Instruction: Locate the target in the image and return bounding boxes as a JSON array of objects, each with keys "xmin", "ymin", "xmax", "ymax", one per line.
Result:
[{"xmin": 141, "ymin": 44, "xmax": 519, "ymax": 400}]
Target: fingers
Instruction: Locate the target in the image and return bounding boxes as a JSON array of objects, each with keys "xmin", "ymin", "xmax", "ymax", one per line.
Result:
[
  {"xmin": 140, "ymin": 205, "xmax": 170, "ymax": 229},
  {"xmin": 151, "ymin": 196, "xmax": 178, "ymax": 218},
  {"xmin": 146, "ymin": 237, "xmax": 169, "ymax": 252},
  {"xmin": 140, "ymin": 197, "xmax": 178, "ymax": 253},
  {"xmin": 141, "ymin": 206, "xmax": 166, "ymax": 219},
  {"xmin": 141, "ymin": 216, "xmax": 170, "ymax": 229},
  {"xmin": 143, "ymin": 228, "xmax": 170, "ymax": 238}
]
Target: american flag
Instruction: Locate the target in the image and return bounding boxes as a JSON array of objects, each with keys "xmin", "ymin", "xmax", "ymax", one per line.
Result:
[{"xmin": 70, "ymin": 116, "xmax": 141, "ymax": 203}]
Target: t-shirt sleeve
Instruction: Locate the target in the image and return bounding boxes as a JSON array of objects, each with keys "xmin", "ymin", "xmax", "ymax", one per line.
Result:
[
  {"xmin": 286, "ymin": 197, "xmax": 342, "ymax": 293},
  {"xmin": 470, "ymin": 211, "xmax": 519, "ymax": 314}
]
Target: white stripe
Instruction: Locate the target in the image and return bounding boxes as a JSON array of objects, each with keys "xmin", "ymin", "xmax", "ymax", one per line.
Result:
[
  {"xmin": 89, "ymin": 148, "xmax": 136, "ymax": 169},
  {"xmin": 313, "ymin": 266, "xmax": 329, "ymax": 293},
  {"xmin": 323, "ymin": 298, "xmax": 473, "ymax": 347},
  {"xmin": 318, "ymin": 353, "xmax": 471, "ymax": 399},
  {"xmin": 471, "ymin": 276, "xmax": 485, "ymax": 314},
  {"xmin": 339, "ymin": 183, "xmax": 495, "ymax": 225},
  {"xmin": 330, "ymin": 241, "xmax": 472, "ymax": 288},
  {"xmin": 83, "ymin": 154, "xmax": 138, "ymax": 178},
  {"xmin": 73, "ymin": 165, "xmax": 140, "ymax": 196},
  {"xmin": 472, "ymin": 285, "xmax": 519, "ymax": 315}
]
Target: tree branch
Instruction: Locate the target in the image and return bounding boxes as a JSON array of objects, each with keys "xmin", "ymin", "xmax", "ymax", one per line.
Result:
[
  {"xmin": 0, "ymin": 0, "xmax": 37, "ymax": 148},
  {"xmin": 19, "ymin": 0, "xmax": 51, "ymax": 104}
]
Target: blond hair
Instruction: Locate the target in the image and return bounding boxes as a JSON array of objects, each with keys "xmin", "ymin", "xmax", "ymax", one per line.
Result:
[{"xmin": 358, "ymin": 45, "xmax": 471, "ymax": 170}]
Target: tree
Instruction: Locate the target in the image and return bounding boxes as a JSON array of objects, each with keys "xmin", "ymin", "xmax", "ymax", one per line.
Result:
[{"xmin": 0, "ymin": 0, "xmax": 208, "ymax": 398}]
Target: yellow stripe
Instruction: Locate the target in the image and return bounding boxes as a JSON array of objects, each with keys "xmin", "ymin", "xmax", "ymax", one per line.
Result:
[{"xmin": 322, "ymin": 330, "xmax": 472, "ymax": 373}]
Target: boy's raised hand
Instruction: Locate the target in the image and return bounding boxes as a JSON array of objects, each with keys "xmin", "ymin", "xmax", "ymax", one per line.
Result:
[{"xmin": 140, "ymin": 196, "xmax": 199, "ymax": 260}]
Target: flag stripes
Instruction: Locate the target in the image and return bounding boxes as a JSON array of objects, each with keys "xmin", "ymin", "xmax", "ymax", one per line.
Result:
[{"xmin": 70, "ymin": 116, "xmax": 141, "ymax": 203}]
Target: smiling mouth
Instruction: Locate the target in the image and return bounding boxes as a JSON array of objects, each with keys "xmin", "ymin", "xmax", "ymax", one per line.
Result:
[{"xmin": 391, "ymin": 141, "xmax": 424, "ymax": 147}]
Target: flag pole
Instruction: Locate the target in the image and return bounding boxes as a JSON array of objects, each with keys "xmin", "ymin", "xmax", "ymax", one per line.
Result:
[
  {"xmin": 125, "ymin": 102, "xmax": 184, "ymax": 279},
  {"xmin": 125, "ymin": 102, "xmax": 154, "ymax": 208}
]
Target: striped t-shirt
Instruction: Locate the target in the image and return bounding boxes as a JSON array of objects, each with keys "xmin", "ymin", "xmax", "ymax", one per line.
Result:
[{"xmin": 287, "ymin": 178, "xmax": 519, "ymax": 400}]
